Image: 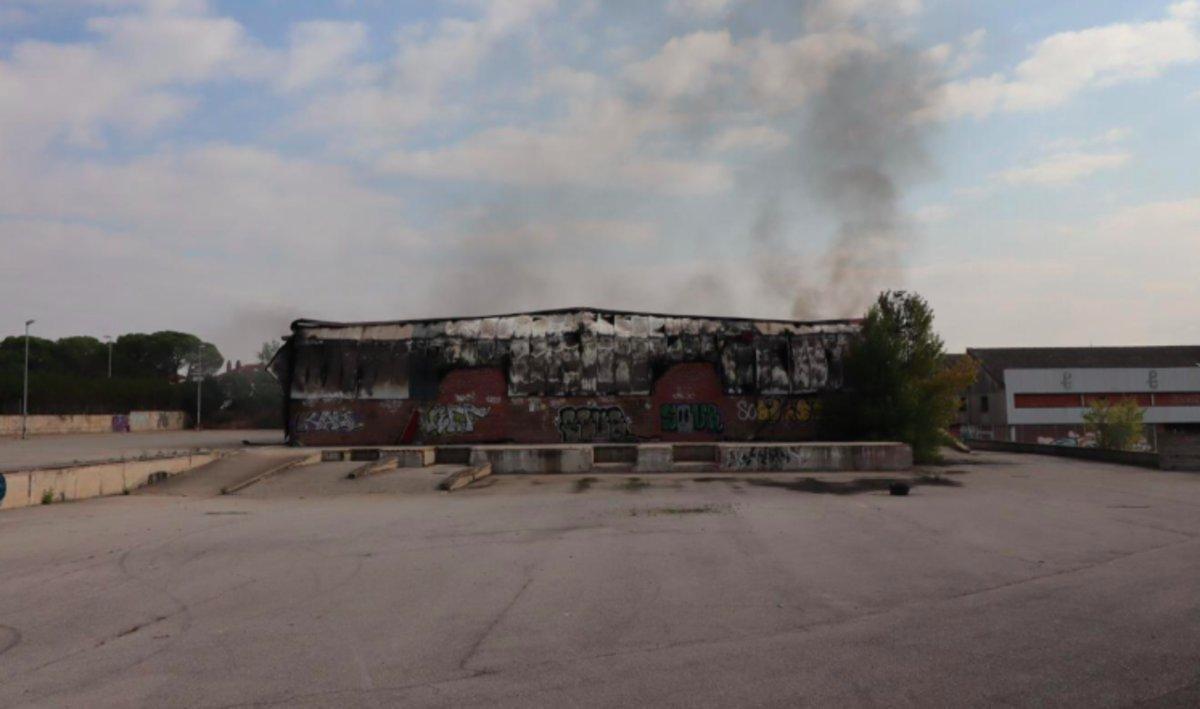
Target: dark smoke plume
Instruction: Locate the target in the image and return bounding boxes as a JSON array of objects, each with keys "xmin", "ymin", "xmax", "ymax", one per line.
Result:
[{"xmin": 798, "ymin": 47, "xmax": 937, "ymax": 318}]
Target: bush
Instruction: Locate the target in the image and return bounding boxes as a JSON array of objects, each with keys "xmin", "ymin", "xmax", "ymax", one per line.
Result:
[
  {"xmin": 1083, "ymin": 398, "xmax": 1145, "ymax": 451},
  {"xmin": 821, "ymin": 291, "xmax": 976, "ymax": 463}
]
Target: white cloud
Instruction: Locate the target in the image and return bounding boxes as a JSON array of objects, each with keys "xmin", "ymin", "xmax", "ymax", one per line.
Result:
[
  {"xmin": 666, "ymin": 0, "xmax": 738, "ymax": 20},
  {"xmin": 924, "ymin": 28, "xmax": 985, "ymax": 76},
  {"xmin": 0, "ymin": 2, "xmax": 265, "ymax": 152},
  {"xmin": 934, "ymin": 2, "xmax": 1200, "ymax": 119},
  {"xmin": 999, "ymin": 151, "xmax": 1131, "ymax": 186},
  {"xmin": 292, "ymin": 0, "xmax": 556, "ymax": 147},
  {"xmin": 708, "ymin": 125, "xmax": 791, "ymax": 152},
  {"xmin": 625, "ymin": 31, "xmax": 738, "ymax": 99},
  {"xmin": 280, "ymin": 21, "xmax": 370, "ymax": 91},
  {"xmin": 805, "ymin": 0, "xmax": 923, "ymax": 29}
]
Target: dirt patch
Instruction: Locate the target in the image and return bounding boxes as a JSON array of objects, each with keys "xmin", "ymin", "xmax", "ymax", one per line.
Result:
[
  {"xmin": 573, "ymin": 477, "xmax": 599, "ymax": 493},
  {"xmin": 630, "ymin": 503, "xmax": 731, "ymax": 516},
  {"xmin": 623, "ymin": 477, "xmax": 651, "ymax": 492},
  {"xmin": 746, "ymin": 475, "xmax": 962, "ymax": 495}
]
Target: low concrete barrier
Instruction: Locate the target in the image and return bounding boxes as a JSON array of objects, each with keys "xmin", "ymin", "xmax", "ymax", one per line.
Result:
[
  {"xmin": 0, "ymin": 452, "xmax": 217, "ymax": 511},
  {"xmin": 718, "ymin": 442, "xmax": 913, "ymax": 472},
  {"xmin": 966, "ymin": 439, "xmax": 1159, "ymax": 469},
  {"xmin": 469, "ymin": 446, "xmax": 593, "ymax": 474},
  {"xmin": 0, "ymin": 411, "xmax": 187, "ymax": 436}
]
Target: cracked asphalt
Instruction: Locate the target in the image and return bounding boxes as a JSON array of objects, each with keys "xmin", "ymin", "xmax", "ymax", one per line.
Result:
[{"xmin": 0, "ymin": 451, "xmax": 1198, "ymax": 707}]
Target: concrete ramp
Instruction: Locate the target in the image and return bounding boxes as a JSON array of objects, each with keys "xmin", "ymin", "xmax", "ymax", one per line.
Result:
[
  {"xmin": 139, "ymin": 452, "xmax": 307, "ymax": 497},
  {"xmin": 236, "ymin": 461, "xmax": 461, "ymax": 498}
]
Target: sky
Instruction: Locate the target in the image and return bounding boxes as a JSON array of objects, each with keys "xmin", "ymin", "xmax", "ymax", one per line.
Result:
[{"xmin": 1, "ymin": 0, "xmax": 1198, "ymax": 362}]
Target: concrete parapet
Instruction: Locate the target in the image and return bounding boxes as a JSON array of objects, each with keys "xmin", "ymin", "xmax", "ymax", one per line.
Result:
[
  {"xmin": 718, "ymin": 442, "xmax": 912, "ymax": 472},
  {"xmin": 469, "ymin": 446, "xmax": 593, "ymax": 474},
  {"xmin": 636, "ymin": 444, "xmax": 673, "ymax": 473},
  {"xmin": 0, "ymin": 452, "xmax": 218, "ymax": 511},
  {"xmin": 393, "ymin": 447, "xmax": 436, "ymax": 468}
]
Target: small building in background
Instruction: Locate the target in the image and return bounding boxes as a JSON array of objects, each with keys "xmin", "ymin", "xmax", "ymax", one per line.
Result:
[
  {"xmin": 955, "ymin": 347, "xmax": 1200, "ymax": 449},
  {"xmin": 271, "ymin": 307, "xmax": 859, "ymax": 446}
]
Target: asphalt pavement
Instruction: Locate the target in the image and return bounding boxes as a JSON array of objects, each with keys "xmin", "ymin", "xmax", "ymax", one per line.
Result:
[{"xmin": 0, "ymin": 451, "xmax": 1197, "ymax": 707}]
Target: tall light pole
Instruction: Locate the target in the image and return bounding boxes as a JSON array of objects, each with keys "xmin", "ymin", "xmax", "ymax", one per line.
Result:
[
  {"xmin": 104, "ymin": 335, "xmax": 113, "ymax": 378},
  {"xmin": 22, "ymin": 319, "xmax": 35, "ymax": 440},
  {"xmin": 195, "ymin": 342, "xmax": 202, "ymax": 431}
]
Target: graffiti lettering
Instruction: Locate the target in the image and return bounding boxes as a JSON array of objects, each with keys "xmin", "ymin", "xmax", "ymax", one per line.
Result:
[
  {"xmin": 297, "ymin": 410, "xmax": 364, "ymax": 433},
  {"xmin": 556, "ymin": 406, "xmax": 633, "ymax": 443},
  {"xmin": 722, "ymin": 447, "xmax": 808, "ymax": 471},
  {"xmin": 735, "ymin": 399, "xmax": 818, "ymax": 423},
  {"xmin": 0, "ymin": 474, "xmax": 6, "ymax": 503},
  {"xmin": 661, "ymin": 403, "xmax": 723, "ymax": 433},
  {"xmin": 421, "ymin": 404, "xmax": 490, "ymax": 436}
]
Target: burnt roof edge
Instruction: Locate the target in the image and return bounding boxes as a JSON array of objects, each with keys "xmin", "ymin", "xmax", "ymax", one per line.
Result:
[{"xmin": 290, "ymin": 306, "xmax": 863, "ymax": 331}]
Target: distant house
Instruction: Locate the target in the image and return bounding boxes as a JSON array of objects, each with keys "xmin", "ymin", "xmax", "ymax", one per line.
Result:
[{"xmin": 954, "ymin": 347, "xmax": 1200, "ymax": 449}]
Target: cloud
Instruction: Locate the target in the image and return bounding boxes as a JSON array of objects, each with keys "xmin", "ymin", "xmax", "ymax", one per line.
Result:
[
  {"xmin": 708, "ymin": 125, "xmax": 791, "ymax": 152},
  {"xmin": 280, "ymin": 21, "xmax": 370, "ymax": 91},
  {"xmin": 292, "ymin": 0, "xmax": 555, "ymax": 147},
  {"xmin": 0, "ymin": 1, "xmax": 265, "ymax": 152},
  {"xmin": 998, "ymin": 151, "xmax": 1131, "ymax": 186},
  {"xmin": 932, "ymin": 2, "xmax": 1200, "ymax": 119},
  {"xmin": 666, "ymin": 0, "xmax": 739, "ymax": 19},
  {"xmin": 625, "ymin": 30, "xmax": 739, "ymax": 99}
]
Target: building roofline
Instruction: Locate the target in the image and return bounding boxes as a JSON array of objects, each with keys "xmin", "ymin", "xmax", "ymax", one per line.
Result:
[{"xmin": 290, "ymin": 306, "xmax": 862, "ymax": 331}]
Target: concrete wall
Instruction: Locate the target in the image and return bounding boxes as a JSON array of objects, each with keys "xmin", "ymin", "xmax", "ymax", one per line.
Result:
[
  {"xmin": 282, "ymin": 309, "xmax": 859, "ymax": 446},
  {"xmin": 0, "ymin": 452, "xmax": 216, "ymax": 511},
  {"xmin": 0, "ymin": 411, "xmax": 187, "ymax": 437},
  {"xmin": 1159, "ymin": 426, "xmax": 1200, "ymax": 471}
]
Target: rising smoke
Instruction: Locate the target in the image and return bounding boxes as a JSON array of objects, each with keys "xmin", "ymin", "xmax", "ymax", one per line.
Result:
[{"xmin": 408, "ymin": 2, "xmax": 942, "ymax": 323}]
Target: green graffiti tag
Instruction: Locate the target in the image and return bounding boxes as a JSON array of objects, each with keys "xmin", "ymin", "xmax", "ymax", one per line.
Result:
[{"xmin": 660, "ymin": 403, "xmax": 724, "ymax": 434}]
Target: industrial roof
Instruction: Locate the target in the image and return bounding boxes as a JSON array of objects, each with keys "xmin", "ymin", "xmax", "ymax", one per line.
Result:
[
  {"xmin": 968, "ymin": 346, "xmax": 1200, "ymax": 385},
  {"xmin": 291, "ymin": 306, "xmax": 861, "ymax": 330}
]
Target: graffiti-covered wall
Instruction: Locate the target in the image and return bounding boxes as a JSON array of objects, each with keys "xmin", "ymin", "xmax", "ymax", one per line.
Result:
[{"xmin": 277, "ymin": 308, "xmax": 858, "ymax": 446}]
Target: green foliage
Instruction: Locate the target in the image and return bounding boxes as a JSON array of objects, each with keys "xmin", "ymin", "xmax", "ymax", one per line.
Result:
[
  {"xmin": 41, "ymin": 489, "xmax": 54, "ymax": 505},
  {"xmin": 257, "ymin": 341, "xmax": 281, "ymax": 366},
  {"xmin": 1083, "ymin": 398, "xmax": 1146, "ymax": 451},
  {"xmin": 821, "ymin": 291, "xmax": 976, "ymax": 463},
  {"xmin": 0, "ymin": 329, "xmax": 224, "ymax": 415}
]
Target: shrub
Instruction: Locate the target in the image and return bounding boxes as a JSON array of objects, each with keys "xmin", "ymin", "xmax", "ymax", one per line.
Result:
[
  {"xmin": 821, "ymin": 291, "xmax": 976, "ymax": 463},
  {"xmin": 1083, "ymin": 398, "xmax": 1146, "ymax": 451}
]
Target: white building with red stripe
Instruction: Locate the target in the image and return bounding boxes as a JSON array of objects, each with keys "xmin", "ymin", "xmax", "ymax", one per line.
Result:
[{"xmin": 956, "ymin": 347, "xmax": 1200, "ymax": 448}]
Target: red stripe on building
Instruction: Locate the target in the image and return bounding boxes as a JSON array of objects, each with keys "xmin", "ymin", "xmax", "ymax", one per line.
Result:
[
  {"xmin": 1014, "ymin": 394, "xmax": 1082, "ymax": 408},
  {"xmin": 1153, "ymin": 392, "xmax": 1200, "ymax": 407}
]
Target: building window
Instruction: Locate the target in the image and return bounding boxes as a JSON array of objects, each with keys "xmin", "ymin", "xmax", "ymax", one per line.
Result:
[{"xmin": 980, "ymin": 395, "xmax": 990, "ymax": 413}]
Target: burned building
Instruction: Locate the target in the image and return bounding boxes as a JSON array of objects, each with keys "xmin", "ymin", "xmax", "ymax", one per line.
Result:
[{"xmin": 272, "ymin": 308, "xmax": 859, "ymax": 446}]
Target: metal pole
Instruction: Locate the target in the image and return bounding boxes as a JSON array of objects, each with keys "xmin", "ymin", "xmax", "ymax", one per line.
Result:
[
  {"xmin": 195, "ymin": 342, "xmax": 202, "ymax": 431},
  {"xmin": 22, "ymin": 319, "xmax": 34, "ymax": 440}
]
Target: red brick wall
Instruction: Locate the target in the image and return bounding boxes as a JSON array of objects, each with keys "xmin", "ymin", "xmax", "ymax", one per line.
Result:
[{"xmin": 292, "ymin": 362, "xmax": 822, "ymax": 446}]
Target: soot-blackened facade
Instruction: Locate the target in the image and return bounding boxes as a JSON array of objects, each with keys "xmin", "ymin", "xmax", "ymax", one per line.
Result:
[{"xmin": 274, "ymin": 308, "xmax": 859, "ymax": 446}]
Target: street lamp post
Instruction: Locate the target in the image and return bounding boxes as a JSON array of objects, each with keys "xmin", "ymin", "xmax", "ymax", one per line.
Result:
[
  {"xmin": 22, "ymin": 319, "xmax": 35, "ymax": 440},
  {"xmin": 195, "ymin": 342, "xmax": 202, "ymax": 432}
]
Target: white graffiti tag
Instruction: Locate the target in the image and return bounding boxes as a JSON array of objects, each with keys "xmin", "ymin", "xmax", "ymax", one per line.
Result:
[
  {"xmin": 297, "ymin": 410, "xmax": 364, "ymax": 433},
  {"xmin": 421, "ymin": 404, "xmax": 490, "ymax": 436}
]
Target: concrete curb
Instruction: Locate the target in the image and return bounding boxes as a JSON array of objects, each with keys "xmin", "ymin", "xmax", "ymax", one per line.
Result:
[
  {"xmin": 221, "ymin": 454, "xmax": 318, "ymax": 495},
  {"xmin": 347, "ymin": 456, "xmax": 400, "ymax": 480},
  {"xmin": 438, "ymin": 463, "xmax": 493, "ymax": 492}
]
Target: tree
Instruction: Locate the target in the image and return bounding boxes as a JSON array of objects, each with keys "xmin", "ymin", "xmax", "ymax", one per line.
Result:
[
  {"xmin": 257, "ymin": 340, "xmax": 281, "ymax": 366},
  {"xmin": 821, "ymin": 291, "xmax": 976, "ymax": 463},
  {"xmin": 1083, "ymin": 398, "xmax": 1145, "ymax": 451}
]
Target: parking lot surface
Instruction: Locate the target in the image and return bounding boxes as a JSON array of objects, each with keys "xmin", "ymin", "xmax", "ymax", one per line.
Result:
[{"xmin": 0, "ymin": 451, "xmax": 1197, "ymax": 707}]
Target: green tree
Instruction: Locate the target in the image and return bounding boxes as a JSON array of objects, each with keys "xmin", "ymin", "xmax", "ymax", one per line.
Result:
[
  {"xmin": 257, "ymin": 340, "xmax": 281, "ymax": 366},
  {"xmin": 1083, "ymin": 398, "xmax": 1146, "ymax": 451},
  {"xmin": 821, "ymin": 291, "xmax": 977, "ymax": 463}
]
